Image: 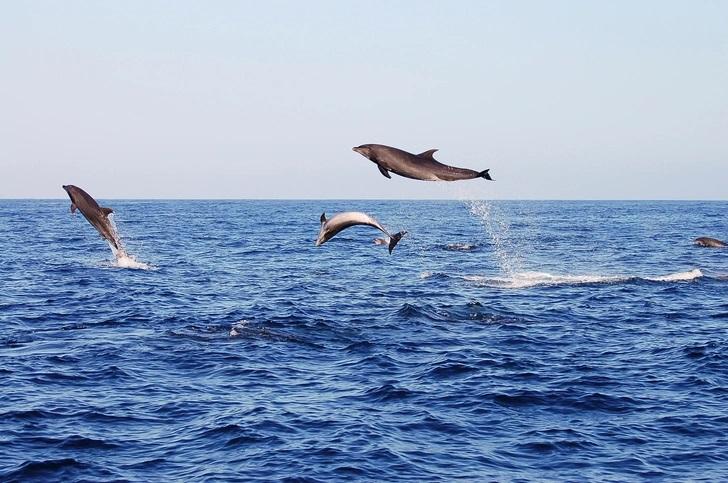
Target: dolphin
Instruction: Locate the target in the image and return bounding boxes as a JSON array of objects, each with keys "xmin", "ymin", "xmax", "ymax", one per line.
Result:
[
  {"xmin": 316, "ymin": 212, "xmax": 406, "ymax": 254},
  {"xmin": 694, "ymin": 237, "xmax": 727, "ymax": 248},
  {"xmin": 373, "ymin": 237, "xmax": 388, "ymax": 246},
  {"xmin": 62, "ymin": 185, "xmax": 122, "ymax": 251},
  {"xmin": 352, "ymin": 143, "xmax": 494, "ymax": 182}
]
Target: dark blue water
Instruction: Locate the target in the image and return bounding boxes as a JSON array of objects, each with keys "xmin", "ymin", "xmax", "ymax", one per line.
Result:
[{"xmin": 1, "ymin": 200, "xmax": 727, "ymax": 481}]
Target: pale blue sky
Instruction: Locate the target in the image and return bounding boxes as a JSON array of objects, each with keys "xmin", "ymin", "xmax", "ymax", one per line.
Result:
[{"xmin": 1, "ymin": 1, "xmax": 726, "ymax": 199}]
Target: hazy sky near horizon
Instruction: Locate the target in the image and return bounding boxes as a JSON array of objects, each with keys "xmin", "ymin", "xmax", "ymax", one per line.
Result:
[{"xmin": 2, "ymin": 1, "xmax": 727, "ymax": 199}]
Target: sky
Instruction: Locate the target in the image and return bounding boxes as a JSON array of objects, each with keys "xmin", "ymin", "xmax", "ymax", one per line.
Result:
[{"xmin": 1, "ymin": 1, "xmax": 726, "ymax": 199}]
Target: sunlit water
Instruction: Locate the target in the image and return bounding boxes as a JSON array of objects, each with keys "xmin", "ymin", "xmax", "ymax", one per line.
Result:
[{"xmin": 1, "ymin": 200, "xmax": 727, "ymax": 481}]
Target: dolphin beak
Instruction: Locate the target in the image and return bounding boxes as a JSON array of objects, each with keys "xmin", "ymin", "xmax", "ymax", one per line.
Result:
[{"xmin": 352, "ymin": 147, "xmax": 360, "ymax": 153}]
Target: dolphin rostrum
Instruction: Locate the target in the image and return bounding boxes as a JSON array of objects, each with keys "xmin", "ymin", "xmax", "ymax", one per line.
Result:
[
  {"xmin": 62, "ymin": 184, "xmax": 122, "ymax": 252},
  {"xmin": 353, "ymin": 143, "xmax": 494, "ymax": 182},
  {"xmin": 694, "ymin": 237, "xmax": 727, "ymax": 248},
  {"xmin": 316, "ymin": 212, "xmax": 406, "ymax": 254}
]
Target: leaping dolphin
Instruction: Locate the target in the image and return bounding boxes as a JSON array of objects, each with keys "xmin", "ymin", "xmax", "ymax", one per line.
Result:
[
  {"xmin": 353, "ymin": 143, "xmax": 494, "ymax": 182},
  {"xmin": 694, "ymin": 237, "xmax": 727, "ymax": 248},
  {"xmin": 316, "ymin": 212, "xmax": 406, "ymax": 254},
  {"xmin": 62, "ymin": 185, "xmax": 122, "ymax": 252}
]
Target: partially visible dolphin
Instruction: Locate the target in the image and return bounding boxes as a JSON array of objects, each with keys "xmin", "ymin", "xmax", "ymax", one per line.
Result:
[
  {"xmin": 353, "ymin": 143, "xmax": 494, "ymax": 182},
  {"xmin": 373, "ymin": 237, "xmax": 388, "ymax": 246},
  {"xmin": 62, "ymin": 185, "xmax": 122, "ymax": 251},
  {"xmin": 694, "ymin": 237, "xmax": 727, "ymax": 248},
  {"xmin": 316, "ymin": 212, "xmax": 406, "ymax": 254}
]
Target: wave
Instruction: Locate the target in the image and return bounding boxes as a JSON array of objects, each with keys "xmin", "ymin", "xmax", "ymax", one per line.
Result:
[{"xmin": 423, "ymin": 269, "xmax": 704, "ymax": 288}]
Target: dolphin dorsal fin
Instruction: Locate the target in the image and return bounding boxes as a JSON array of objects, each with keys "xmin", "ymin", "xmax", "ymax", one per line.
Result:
[
  {"xmin": 320, "ymin": 212, "xmax": 327, "ymax": 223},
  {"xmin": 418, "ymin": 149, "xmax": 438, "ymax": 160},
  {"xmin": 101, "ymin": 207, "xmax": 114, "ymax": 216}
]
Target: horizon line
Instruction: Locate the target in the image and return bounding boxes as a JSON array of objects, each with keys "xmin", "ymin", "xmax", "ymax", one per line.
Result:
[{"xmin": 2, "ymin": 197, "xmax": 726, "ymax": 202}]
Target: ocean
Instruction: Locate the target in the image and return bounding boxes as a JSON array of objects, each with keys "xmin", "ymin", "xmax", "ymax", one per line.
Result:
[{"xmin": 1, "ymin": 199, "xmax": 726, "ymax": 481}]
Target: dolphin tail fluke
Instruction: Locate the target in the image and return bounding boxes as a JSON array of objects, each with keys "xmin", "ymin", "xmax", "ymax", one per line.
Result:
[
  {"xmin": 479, "ymin": 169, "xmax": 494, "ymax": 181},
  {"xmin": 388, "ymin": 231, "xmax": 407, "ymax": 254}
]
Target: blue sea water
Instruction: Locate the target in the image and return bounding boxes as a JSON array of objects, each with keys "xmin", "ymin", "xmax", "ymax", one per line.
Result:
[{"xmin": 1, "ymin": 199, "xmax": 727, "ymax": 481}]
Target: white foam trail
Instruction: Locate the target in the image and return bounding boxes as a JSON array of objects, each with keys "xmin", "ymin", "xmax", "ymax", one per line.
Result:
[
  {"xmin": 644, "ymin": 268, "xmax": 703, "ymax": 282},
  {"xmin": 462, "ymin": 271, "xmax": 628, "ymax": 288},
  {"xmin": 435, "ymin": 269, "xmax": 704, "ymax": 288}
]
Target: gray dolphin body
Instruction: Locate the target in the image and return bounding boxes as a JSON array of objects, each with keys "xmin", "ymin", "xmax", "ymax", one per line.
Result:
[
  {"xmin": 316, "ymin": 212, "xmax": 406, "ymax": 254},
  {"xmin": 694, "ymin": 237, "xmax": 727, "ymax": 248},
  {"xmin": 62, "ymin": 185, "xmax": 121, "ymax": 251},
  {"xmin": 353, "ymin": 143, "xmax": 494, "ymax": 182}
]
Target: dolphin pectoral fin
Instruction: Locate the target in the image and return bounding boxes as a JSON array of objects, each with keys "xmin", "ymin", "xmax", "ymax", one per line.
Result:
[
  {"xmin": 378, "ymin": 165, "xmax": 392, "ymax": 179},
  {"xmin": 101, "ymin": 207, "xmax": 114, "ymax": 216},
  {"xmin": 320, "ymin": 212, "xmax": 327, "ymax": 223},
  {"xmin": 70, "ymin": 203, "xmax": 77, "ymax": 213}
]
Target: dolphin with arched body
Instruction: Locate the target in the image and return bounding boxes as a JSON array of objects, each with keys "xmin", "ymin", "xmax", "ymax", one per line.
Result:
[
  {"xmin": 694, "ymin": 237, "xmax": 727, "ymax": 248},
  {"xmin": 316, "ymin": 212, "xmax": 406, "ymax": 254},
  {"xmin": 62, "ymin": 185, "xmax": 122, "ymax": 252},
  {"xmin": 353, "ymin": 144, "xmax": 494, "ymax": 182}
]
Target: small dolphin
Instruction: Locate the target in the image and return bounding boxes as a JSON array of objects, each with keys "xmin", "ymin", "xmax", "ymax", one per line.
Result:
[
  {"xmin": 353, "ymin": 143, "xmax": 494, "ymax": 182},
  {"xmin": 694, "ymin": 237, "xmax": 727, "ymax": 248},
  {"xmin": 316, "ymin": 212, "xmax": 406, "ymax": 254},
  {"xmin": 373, "ymin": 237, "xmax": 388, "ymax": 246},
  {"xmin": 62, "ymin": 185, "xmax": 122, "ymax": 251}
]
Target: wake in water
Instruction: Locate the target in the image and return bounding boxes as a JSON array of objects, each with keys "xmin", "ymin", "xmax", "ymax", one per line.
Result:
[{"xmin": 422, "ymin": 269, "xmax": 705, "ymax": 288}]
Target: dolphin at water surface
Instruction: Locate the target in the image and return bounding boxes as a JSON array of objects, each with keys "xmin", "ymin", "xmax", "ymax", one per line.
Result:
[
  {"xmin": 694, "ymin": 237, "xmax": 727, "ymax": 248},
  {"xmin": 62, "ymin": 185, "xmax": 122, "ymax": 251},
  {"xmin": 353, "ymin": 143, "xmax": 494, "ymax": 182},
  {"xmin": 316, "ymin": 212, "xmax": 406, "ymax": 254}
]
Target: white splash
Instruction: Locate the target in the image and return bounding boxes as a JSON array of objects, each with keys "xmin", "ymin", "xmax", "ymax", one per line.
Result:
[
  {"xmin": 229, "ymin": 320, "xmax": 250, "ymax": 337},
  {"xmin": 114, "ymin": 253, "xmax": 152, "ymax": 270},
  {"xmin": 105, "ymin": 217, "xmax": 152, "ymax": 270},
  {"xmin": 465, "ymin": 200, "xmax": 523, "ymax": 276}
]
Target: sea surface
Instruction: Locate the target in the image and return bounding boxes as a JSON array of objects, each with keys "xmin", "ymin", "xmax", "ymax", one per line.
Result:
[{"xmin": 1, "ymin": 199, "xmax": 727, "ymax": 481}]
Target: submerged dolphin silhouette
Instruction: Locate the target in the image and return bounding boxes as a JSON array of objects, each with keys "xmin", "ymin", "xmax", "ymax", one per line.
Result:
[
  {"xmin": 694, "ymin": 237, "xmax": 727, "ymax": 248},
  {"xmin": 316, "ymin": 212, "xmax": 406, "ymax": 254},
  {"xmin": 353, "ymin": 143, "xmax": 494, "ymax": 182},
  {"xmin": 62, "ymin": 185, "xmax": 121, "ymax": 251}
]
